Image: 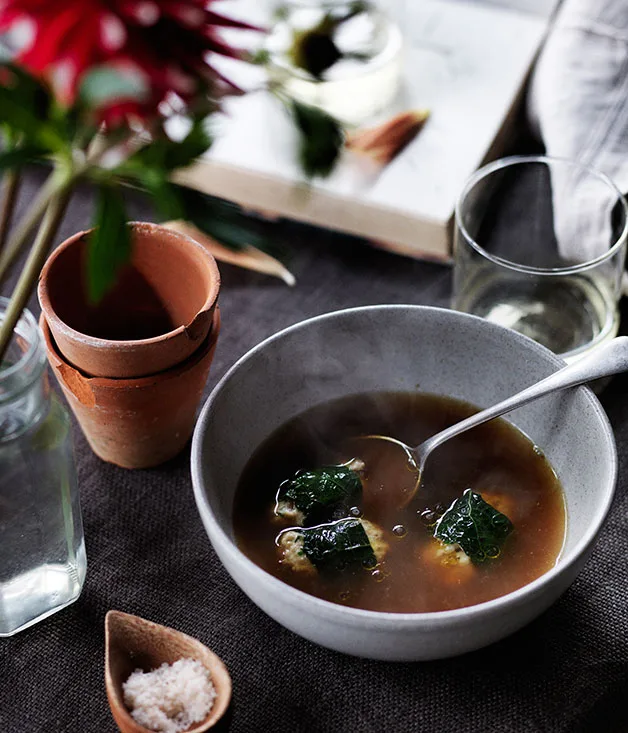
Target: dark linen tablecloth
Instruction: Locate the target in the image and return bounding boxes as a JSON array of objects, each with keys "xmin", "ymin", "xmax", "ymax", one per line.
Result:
[{"xmin": 1, "ymin": 167, "xmax": 628, "ymax": 733}]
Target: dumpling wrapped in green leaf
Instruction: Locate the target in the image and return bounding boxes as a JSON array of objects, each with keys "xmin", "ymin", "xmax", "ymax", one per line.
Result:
[
  {"xmin": 278, "ymin": 518, "xmax": 388, "ymax": 575},
  {"xmin": 275, "ymin": 461, "xmax": 363, "ymax": 526},
  {"xmin": 433, "ymin": 489, "xmax": 513, "ymax": 564}
]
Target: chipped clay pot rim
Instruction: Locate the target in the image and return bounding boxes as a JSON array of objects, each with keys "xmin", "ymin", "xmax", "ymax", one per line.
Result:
[
  {"xmin": 38, "ymin": 221, "xmax": 221, "ymax": 350},
  {"xmin": 40, "ymin": 307, "xmax": 221, "ymax": 389}
]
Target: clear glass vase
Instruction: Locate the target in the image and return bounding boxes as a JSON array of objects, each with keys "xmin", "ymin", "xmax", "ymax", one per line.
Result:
[
  {"xmin": 0, "ymin": 299, "xmax": 86, "ymax": 636},
  {"xmin": 265, "ymin": 0, "xmax": 403, "ymax": 125}
]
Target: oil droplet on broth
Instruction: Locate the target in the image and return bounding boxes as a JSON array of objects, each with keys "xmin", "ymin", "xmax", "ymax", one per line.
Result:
[
  {"xmin": 371, "ymin": 569, "xmax": 385, "ymax": 582},
  {"xmin": 419, "ymin": 508, "xmax": 437, "ymax": 525},
  {"xmin": 392, "ymin": 524, "xmax": 407, "ymax": 537}
]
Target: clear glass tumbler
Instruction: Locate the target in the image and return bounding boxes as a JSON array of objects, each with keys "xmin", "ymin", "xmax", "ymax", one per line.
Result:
[
  {"xmin": 0, "ymin": 299, "xmax": 86, "ymax": 636},
  {"xmin": 265, "ymin": 0, "xmax": 403, "ymax": 125},
  {"xmin": 453, "ymin": 156, "xmax": 628, "ymax": 361}
]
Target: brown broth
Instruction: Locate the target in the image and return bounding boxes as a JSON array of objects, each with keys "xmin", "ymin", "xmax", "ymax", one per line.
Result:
[{"xmin": 233, "ymin": 392, "xmax": 566, "ymax": 613}]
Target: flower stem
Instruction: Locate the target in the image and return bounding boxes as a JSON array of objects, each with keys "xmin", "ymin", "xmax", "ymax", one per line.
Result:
[
  {"xmin": 0, "ymin": 170, "xmax": 67, "ymax": 287},
  {"xmin": 0, "ymin": 187, "xmax": 72, "ymax": 363},
  {"xmin": 0, "ymin": 170, "xmax": 21, "ymax": 254}
]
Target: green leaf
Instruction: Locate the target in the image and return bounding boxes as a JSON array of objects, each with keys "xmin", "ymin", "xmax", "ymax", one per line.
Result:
[
  {"xmin": 136, "ymin": 170, "xmax": 185, "ymax": 221},
  {"xmin": 0, "ymin": 63, "xmax": 50, "ymax": 106},
  {"xmin": 0, "ymin": 65, "xmax": 65, "ymax": 152},
  {"xmin": 434, "ymin": 489, "xmax": 514, "ymax": 563},
  {"xmin": 116, "ymin": 167, "xmax": 275, "ymax": 255},
  {"xmin": 171, "ymin": 118, "xmax": 213, "ymax": 168},
  {"xmin": 123, "ymin": 117, "xmax": 212, "ymax": 174},
  {"xmin": 87, "ymin": 185, "xmax": 131, "ymax": 303},
  {"xmin": 0, "ymin": 145, "xmax": 48, "ymax": 172},
  {"xmin": 0, "ymin": 89, "xmax": 45, "ymax": 139},
  {"xmin": 79, "ymin": 65, "xmax": 148, "ymax": 108},
  {"xmin": 289, "ymin": 100, "xmax": 343, "ymax": 178},
  {"xmin": 301, "ymin": 518, "xmax": 376, "ymax": 571},
  {"xmin": 175, "ymin": 185, "xmax": 274, "ymax": 253},
  {"xmin": 277, "ymin": 466, "xmax": 362, "ymax": 525}
]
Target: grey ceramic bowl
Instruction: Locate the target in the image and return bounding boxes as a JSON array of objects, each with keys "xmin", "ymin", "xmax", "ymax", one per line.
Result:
[{"xmin": 191, "ymin": 305, "xmax": 616, "ymax": 661}]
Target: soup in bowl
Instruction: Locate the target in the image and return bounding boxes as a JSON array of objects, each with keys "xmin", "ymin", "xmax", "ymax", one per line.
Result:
[{"xmin": 191, "ymin": 305, "xmax": 616, "ymax": 661}]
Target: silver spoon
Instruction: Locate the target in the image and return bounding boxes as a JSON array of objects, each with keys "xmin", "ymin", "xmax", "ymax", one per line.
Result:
[{"xmin": 360, "ymin": 336, "xmax": 628, "ymax": 507}]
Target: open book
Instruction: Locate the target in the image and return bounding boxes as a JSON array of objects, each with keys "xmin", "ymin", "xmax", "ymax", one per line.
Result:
[{"xmin": 176, "ymin": 0, "xmax": 559, "ymax": 261}]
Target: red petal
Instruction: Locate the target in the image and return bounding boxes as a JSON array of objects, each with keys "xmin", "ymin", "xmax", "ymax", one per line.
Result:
[
  {"xmin": 203, "ymin": 30, "xmax": 245, "ymax": 60},
  {"xmin": 206, "ymin": 10, "xmax": 263, "ymax": 33}
]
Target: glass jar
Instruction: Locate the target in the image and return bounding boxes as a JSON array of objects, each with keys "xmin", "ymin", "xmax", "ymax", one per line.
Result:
[
  {"xmin": 0, "ymin": 299, "xmax": 86, "ymax": 636},
  {"xmin": 265, "ymin": 0, "xmax": 403, "ymax": 125}
]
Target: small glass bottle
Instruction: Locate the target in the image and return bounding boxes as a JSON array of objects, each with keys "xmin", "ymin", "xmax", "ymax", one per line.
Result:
[
  {"xmin": 0, "ymin": 299, "xmax": 86, "ymax": 636},
  {"xmin": 265, "ymin": 0, "xmax": 403, "ymax": 125}
]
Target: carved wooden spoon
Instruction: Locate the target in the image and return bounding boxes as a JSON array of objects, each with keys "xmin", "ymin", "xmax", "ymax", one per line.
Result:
[{"xmin": 105, "ymin": 610, "xmax": 232, "ymax": 733}]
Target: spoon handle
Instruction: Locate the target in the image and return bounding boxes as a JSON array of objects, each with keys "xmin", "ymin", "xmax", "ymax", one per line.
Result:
[{"xmin": 420, "ymin": 336, "xmax": 628, "ymax": 457}]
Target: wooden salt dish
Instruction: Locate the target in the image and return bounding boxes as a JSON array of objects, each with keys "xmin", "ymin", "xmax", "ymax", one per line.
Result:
[{"xmin": 105, "ymin": 611, "xmax": 232, "ymax": 733}]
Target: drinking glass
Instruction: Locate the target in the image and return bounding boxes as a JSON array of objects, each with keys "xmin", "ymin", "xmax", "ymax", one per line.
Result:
[
  {"xmin": 0, "ymin": 299, "xmax": 86, "ymax": 635},
  {"xmin": 453, "ymin": 156, "xmax": 628, "ymax": 361}
]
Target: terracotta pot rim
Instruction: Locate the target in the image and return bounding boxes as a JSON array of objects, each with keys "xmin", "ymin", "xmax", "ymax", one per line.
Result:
[
  {"xmin": 40, "ymin": 307, "xmax": 221, "ymax": 389},
  {"xmin": 38, "ymin": 221, "xmax": 221, "ymax": 349}
]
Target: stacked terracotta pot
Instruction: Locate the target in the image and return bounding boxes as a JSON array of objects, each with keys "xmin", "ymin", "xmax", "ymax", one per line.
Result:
[{"xmin": 38, "ymin": 222, "xmax": 221, "ymax": 469}]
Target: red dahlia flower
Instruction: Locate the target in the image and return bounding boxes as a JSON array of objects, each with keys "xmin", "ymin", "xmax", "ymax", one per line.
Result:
[{"xmin": 0, "ymin": 0, "xmax": 257, "ymax": 113}]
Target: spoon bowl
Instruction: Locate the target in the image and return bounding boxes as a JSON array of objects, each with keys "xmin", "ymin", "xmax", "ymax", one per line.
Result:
[
  {"xmin": 105, "ymin": 610, "xmax": 231, "ymax": 733},
  {"xmin": 360, "ymin": 336, "xmax": 628, "ymax": 507}
]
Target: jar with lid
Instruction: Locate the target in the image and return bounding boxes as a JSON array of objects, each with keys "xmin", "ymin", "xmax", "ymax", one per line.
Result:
[{"xmin": 265, "ymin": 0, "xmax": 403, "ymax": 125}]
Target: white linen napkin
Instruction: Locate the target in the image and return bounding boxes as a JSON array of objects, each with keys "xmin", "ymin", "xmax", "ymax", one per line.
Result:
[{"xmin": 527, "ymin": 0, "xmax": 628, "ymax": 294}]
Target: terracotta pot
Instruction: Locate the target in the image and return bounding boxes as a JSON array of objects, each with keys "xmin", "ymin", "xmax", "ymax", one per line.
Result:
[
  {"xmin": 40, "ymin": 308, "xmax": 221, "ymax": 469},
  {"xmin": 38, "ymin": 222, "xmax": 220, "ymax": 378}
]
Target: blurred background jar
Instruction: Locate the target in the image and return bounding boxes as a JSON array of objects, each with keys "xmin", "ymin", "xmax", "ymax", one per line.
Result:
[
  {"xmin": 265, "ymin": 0, "xmax": 404, "ymax": 125},
  {"xmin": 0, "ymin": 299, "xmax": 86, "ymax": 636}
]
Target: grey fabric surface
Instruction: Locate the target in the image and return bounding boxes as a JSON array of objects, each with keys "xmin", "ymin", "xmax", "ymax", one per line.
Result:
[
  {"xmin": 1, "ymin": 166, "xmax": 628, "ymax": 733},
  {"xmin": 527, "ymin": 0, "xmax": 628, "ymax": 292}
]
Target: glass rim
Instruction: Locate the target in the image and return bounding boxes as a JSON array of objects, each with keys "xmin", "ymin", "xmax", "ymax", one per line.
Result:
[
  {"xmin": 0, "ymin": 297, "xmax": 41, "ymax": 386},
  {"xmin": 455, "ymin": 154, "xmax": 628, "ymax": 275}
]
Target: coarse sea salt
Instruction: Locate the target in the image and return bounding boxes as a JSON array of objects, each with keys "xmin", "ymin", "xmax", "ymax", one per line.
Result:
[{"xmin": 123, "ymin": 658, "xmax": 216, "ymax": 733}]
